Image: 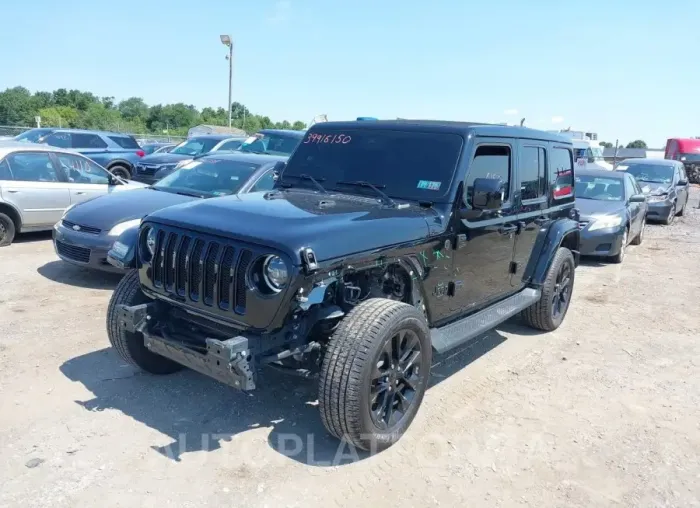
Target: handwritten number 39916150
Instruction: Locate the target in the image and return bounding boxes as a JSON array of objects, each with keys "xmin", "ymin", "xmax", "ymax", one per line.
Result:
[{"xmin": 304, "ymin": 133, "xmax": 352, "ymax": 144}]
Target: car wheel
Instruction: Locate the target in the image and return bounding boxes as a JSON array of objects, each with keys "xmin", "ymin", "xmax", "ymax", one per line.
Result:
[
  {"xmin": 677, "ymin": 199, "xmax": 686, "ymax": 216},
  {"xmin": 0, "ymin": 212, "xmax": 17, "ymax": 247},
  {"xmin": 109, "ymin": 164, "xmax": 131, "ymax": 180},
  {"xmin": 610, "ymin": 228, "xmax": 628, "ymax": 264},
  {"xmin": 319, "ymin": 298, "xmax": 432, "ymax": 452},
  {"xmin": 521, "ymin": 247, "xmax": 575, "ymax": 331},
  {"xmin": 106, "ymin": 270, "xmax": 183, "ymax": 375},
  {"xmin": 631, "ymin": 218, "xmax": 644, "ymax": 245},
  {"xmin": 662, "ymin": 202, "xmax": 676, "ymax": 225}
]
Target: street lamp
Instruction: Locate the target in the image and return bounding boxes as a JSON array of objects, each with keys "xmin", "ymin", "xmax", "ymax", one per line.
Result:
[{"xmin": 220, "ymin": 34, "xmax": 233, "ymax": 128}]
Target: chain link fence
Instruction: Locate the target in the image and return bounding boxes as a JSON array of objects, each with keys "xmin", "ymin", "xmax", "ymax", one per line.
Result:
[{"xmin": 0, "ymin": 125, "xmax": 186, "ymax": 145}]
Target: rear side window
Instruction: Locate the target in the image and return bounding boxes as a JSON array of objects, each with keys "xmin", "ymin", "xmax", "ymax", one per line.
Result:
[
  {"xmin": 71, "ymin": 133, "xmax": 108, "ymax": 149},
  {"xmin": 108, "ymin": 135, "xmax": 140, "ymax": 149},
  {"xmin": 519, "ymin": 146, "xmax": 547, "ymax": 200},
  {"xmin": 550, "ymin": 147, "xmax": 574, "ymax": 199},
  {"xmin": 0, "ymin": 159, "xmax": 12, "ymax": 179},
  {"xmin": 44, "ymin": 132, "xmax": 72, "ymax": 149}
]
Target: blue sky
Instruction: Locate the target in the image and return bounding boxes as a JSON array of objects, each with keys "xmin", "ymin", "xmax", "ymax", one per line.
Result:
[{"xmin": 2, "ymin": 0, "xmax": 699, "ymax": 147}]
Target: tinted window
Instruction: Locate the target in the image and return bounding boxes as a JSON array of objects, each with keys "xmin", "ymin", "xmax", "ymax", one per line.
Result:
[
  {"xmin": 72, "ymin": 133, "xmax": 108, "ymax": 149},
  {"xmin": 519, "ymin": 146, "xmax": 546, "ymax": 200},
  {"xmin": 620, "ymin": 163, "xmax": 674, "ymax": 184},
  {"xmin": 0, "ymin": 159, "xmax": 12, "ymax": 179},
  {"xmin": 7, "ymin": 153, "xmax": 59, "ymax": 182},
  {"xmin": 217, "ymin": 139, "xmax": 244, "ymax": 151},
  {"xmin": 108, "ymin": 135, "xmax": 140, "ymax": 149},
  {"xmin": 240, "ymin": 133, "xmax": 302, "ymax": 156},
  {"xmin": 249, "ymin": 169, "xmax": 277, "ymax": 192},
  {"xmin": 15, "ymin": 128, "xmax": 54, "ymax": 143},
  {"xmin": 171, "ymin": 137, "xmax": 220, "ymax": 156},
  {"xmin": 56, "ymin": 153, "xmax": 110, "ymax": 185},
  {"xmin": 284, "ymin": 129, "xmax": 463, "ymax": 201},
  {"xmin": 43, "ymin": 132, "xmax": 72, "ymax": 148},
  {"xmin": 466, "ymin": 145, "xmax": 511, "ymax": 207},
  {"xmin": 153, "ymin": 158, "xmax": 261, "ymax": 197},
  {"xmin": 550, "ymin": 148, "xmax": 574, "ymax": 199},
  {"xmin": 574, "ymin": 175, "xmax": 623, "ymax": 201}
]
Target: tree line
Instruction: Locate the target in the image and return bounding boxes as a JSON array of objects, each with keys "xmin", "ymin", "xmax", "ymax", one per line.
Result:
[
  {"xmin": 600, "ymin": 140, "xmax": 648, "ymax": 149},
  {"xmin": 0, "ymin": 86, "xmax": 307, "ymax": 136}
]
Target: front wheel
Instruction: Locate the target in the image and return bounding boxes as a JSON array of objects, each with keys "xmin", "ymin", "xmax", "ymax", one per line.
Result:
[
  {"xmin": 0, "ymin": 212, "xmax": 17, "ymax": 247},
  {"xmin": 631, "ymin": 218, "xmax": 644, "ymax": 245},
  {"xmin": 521, "ymin": 247, "xmax": 575, "ymax": 331},
  {"xmin": 109, "ymin": 164, "xmax": 131, "ymax": 180},
  {"xmin": 662, "ymin": 202, "xmax": 676, "ymax": 225},
  {"xmin": 319, "ymin": 298, "xmax": 432, "ymax": 452},
  {"xmin": 609, "ymin": 228, "xmax": 628, "ymax": 264}
]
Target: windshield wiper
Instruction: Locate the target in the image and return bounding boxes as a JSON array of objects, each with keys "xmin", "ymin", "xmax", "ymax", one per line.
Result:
[
  {"xmin": 283, "ymin": 174, "xmax": 328, "ymax": 193},
  {"xmin": 336, "ymin": 180, "xmax": 396, "ymax": 207}
]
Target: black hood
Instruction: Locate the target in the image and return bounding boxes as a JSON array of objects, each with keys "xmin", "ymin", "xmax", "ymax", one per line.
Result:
[
  {"xmin": 66, "ymin": 188, "xmax": 198, "ymax": 231},
  {"xmin": 575, "ymin": 198, "xmax": 626, "ymax": 221},
  {"xmin": 145, "ymin": 190, "xmax": 435, "ymax": 263},
  {"xmin": 138, "ymin": 152, "xmax": 192, "ymax": 165}
]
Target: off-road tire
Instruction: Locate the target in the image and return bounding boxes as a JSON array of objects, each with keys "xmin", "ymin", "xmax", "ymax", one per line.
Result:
[
  {"xmin": 106, "ymin": 269, "xmax": 182, "ymax": 374},
  {"xmin": 521, "ymin": 247, "xmax": 575, "ymax": 332},
  {"xmin": 631, "ymin": 219, "xmax": 644, "ymax": 245},
  {"xmin": 319, "ymin": 298, "xmax": 432, "ymax": 451},
  {"xmin": 0, "ymin": 212, "xmax": 16, "ymax": 247},
  {"xmin": 109, "ymin": 164, "xmax": 131, "ymax": 180}
]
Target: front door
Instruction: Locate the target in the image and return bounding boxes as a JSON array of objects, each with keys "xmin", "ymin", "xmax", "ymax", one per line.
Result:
[
  {"xmin": 623, "ymin": 173, "xmax": 643, "ymax": 236},
  {"xmin": 451, "ymin": 140, "xmax": 518, "ymax": 317},
  {"xmin": 676, "ymin": 165, "xmax": 689, "ymax": 209}
]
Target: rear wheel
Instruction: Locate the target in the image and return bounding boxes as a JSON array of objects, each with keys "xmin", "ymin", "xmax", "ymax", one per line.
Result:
[
  {"xmin": 0, "ymin": 212, "xmax": 16, "ymax": 247},
  {"xmin": 521, "ymin": 247, "xmax": 575, "ymax": 331},
  {"xmin": 106, "ymin": 269, "xmax": 182, "ymax": 374},
  {"xmin": 109, "ymin": 164, "xmax": 131, "ymax": 180},
  {"xmin": 319, "ymin": 298, "xmax": 432, "ymax": 451}
]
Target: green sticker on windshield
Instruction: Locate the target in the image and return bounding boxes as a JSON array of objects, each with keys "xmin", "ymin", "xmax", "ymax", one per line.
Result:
[{"xmin": 417, "ymin": 180, "xmax": 441, "ymax": 191}]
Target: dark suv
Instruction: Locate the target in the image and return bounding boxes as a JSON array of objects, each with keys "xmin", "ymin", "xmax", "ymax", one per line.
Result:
[
  {"xmin": 14, "ymin": 128, "xmax": 145, "ymax": 179},
  {"xmin": 106, "ymin": 120, "xmax": 580, "ymax": 451}
]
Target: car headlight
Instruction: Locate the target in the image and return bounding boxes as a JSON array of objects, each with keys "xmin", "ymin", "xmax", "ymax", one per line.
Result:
[
  {"xmin": 262, "ymin": 255, "xmax": 289, "ymax": 291},
  {"xmin": 107, "ymin": 218, "xmax": 142, "ymax": 237},
  {"xmin": 647, "ymin": 194, "xmax": 668, "ymax": 202},
  {"xmin": 146, "ymin": 227, "xmax": 157, "ymax": 256},
  {"xmin": 588, "ymin": 215, "xmax": 623, "ymax": 231}
]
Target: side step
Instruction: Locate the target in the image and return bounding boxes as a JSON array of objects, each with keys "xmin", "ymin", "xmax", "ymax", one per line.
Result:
[{"xmin": 430, "ymin": 288, "xmax": 541, "ymax": 354}]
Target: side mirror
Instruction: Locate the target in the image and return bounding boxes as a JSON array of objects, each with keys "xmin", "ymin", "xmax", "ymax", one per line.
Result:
[
  {"xmin": 629, "ymin": 194, "xmax": 646, "ymax": 203},
  {"xmin": 472, "ymin": 178, "xmax": 504, "ymax": 210},
  {"xmin": 272, "ymin": 171, "xmax": 279, "ymax": 181},
  {"xmin": 273, "ymin": 160, "xmax": 287, "ymax": 173},
  {"xmin": 678, "ymin": 179, "xmax": 688, "ymax": 186}
]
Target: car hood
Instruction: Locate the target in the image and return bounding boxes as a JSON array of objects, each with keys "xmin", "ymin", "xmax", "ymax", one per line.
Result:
[
  {"xmin": 138, "ymin": 153, "xmax": 192, "ymax": 165},
  {"xmin": 66, "ymin": 188, "xmax": 199, "ymax": 231},
  {"xmin": 575, "ymin": 198, "xmax": 626, "ymax": 221},
  {"xmin": 637, "ymin": 182, "xmax": 672, "ymax": 195},
  {"xmin": 145, "ymin": 190, "xmax": 435, "ymax": 263}
]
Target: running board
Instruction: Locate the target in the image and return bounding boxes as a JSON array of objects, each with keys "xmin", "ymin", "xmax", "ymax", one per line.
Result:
[{"xmin": 429, "ymin": 288, "xmax": 541, "ymax": 354}]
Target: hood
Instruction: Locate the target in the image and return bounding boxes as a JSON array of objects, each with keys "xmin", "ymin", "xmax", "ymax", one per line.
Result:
[
  {"xmin": 138, "ymin": 152, "xmax": 192, "ymax": 165},
  {"xmin": 575, "ymin": 198, "xmax": 626, "ymax": 221},
  {"xmin": 638, "ymin": 182, "xmax": 671, "ymax": 195},
  {"xmin": 146, "ymin": 190, "xmax": 434, "ymax": 263},
  {"xmin": 66, "ymin": 188, "xmax": 198, "ymax": 230}
]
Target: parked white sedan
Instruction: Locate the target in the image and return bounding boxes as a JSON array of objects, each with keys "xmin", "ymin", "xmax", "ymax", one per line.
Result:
[{"xmin": 0, "ymin": 142, "xmax": 146, "ymax": 246}]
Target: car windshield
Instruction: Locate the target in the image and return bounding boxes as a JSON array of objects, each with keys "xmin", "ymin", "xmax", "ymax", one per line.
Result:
[
  {"xmin": 620, "ymin": 164, "xmax": 673, "ymax": 184},
  {"xmin": 574, "ymin": 175, "xmax": 624, "ymax": 201},
  {"xmin": 282, "ymin": 129, "xmax": 463, "ymax": 202},
  {"xmin": 14, "ymin": 128, "xmax": 54, "ymax": 143},
  {"xmin": 680, "ymin": 153, "xmax": 700, "ymax": 162},
  {"xmin": 171, "ymin": 137, "xmax": 220, "ymax": 156},
  {"xmin": 239, "ymin": 132, "xmax": 301, "ymax": 156},
  {"xmin": 151, "ymin": 158, "xmax": 261, "ymax": 197}
]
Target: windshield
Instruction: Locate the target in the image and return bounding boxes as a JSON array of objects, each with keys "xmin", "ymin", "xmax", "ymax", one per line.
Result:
[
  {"xmin": 171, "ymin": 137, "xmax": 220, "ymax": 156},
  {"xmin": 574, "ymin": 175, "xmax": 624, "ymax": 201},
  {"xmin": 239, "ymin": 132, "xmax": 301, "ymax": 156},
  {"xmin": 620, "ymin": 164, "xmax": 674, "ymax": 184},
  {"xmin": 152, "ymin": 158, "xmax": 261, "ymax": 197},
  {"xmin": 14, "ymin": 128, "xmax": 54, "ymax": 143},
  {"xmin": 574, "ymin": 146, "xmax": 604, "ymax": 161},
  {"xmin": 680, "ymin": 153, "xmax": 700, "ymax": 163},
  {"xmin": 282, "ymin": 129, "xmax": 463, "ymax": 201}
]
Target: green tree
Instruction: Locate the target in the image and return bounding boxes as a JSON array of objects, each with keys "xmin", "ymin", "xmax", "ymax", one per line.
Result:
[
  {"xmin": 600, "ymin": 141, "xmax": 613, "ymax": 148},
  {"xmin": 0, "ymin": 86, "xmax": 35, "ymax": 125},
  {"xmin": 626, "ymin": 140, "xmax": 647, "ymax": 149},
  {"xmin": 230, "ymin": 102, "xmax": 250, "ymax": 121},
  {"xmin": 38, "ymin": 106, "xmax": 80, "ymax": 127},
  {"xmin": 80, "ymin": 103, "xmax": 121, "ymax": 130},
  {"xmin": 118, "ymin": 97, "xmax": 149, "ymax": 122},
  {"xmin": 291, "ymin": 120, "xmax": 306, "ymax": 131}
]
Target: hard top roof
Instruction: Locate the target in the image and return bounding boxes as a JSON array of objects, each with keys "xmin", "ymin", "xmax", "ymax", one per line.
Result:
[
  {"xmin": 619, "ymin": 158, "xmax": 679, "ymax": 166},
  {"xmin": 197, "ymin": 151, "xmax": 287, "ymax": 165},
  {"xmin": 35, "ymin": 127, "xmax": 134, "ymax": 137},
  {"xmin": 0, "ymin": 141, "xmax": 87, "ymax": 157},
  {"xmin": 577, "ymin": 168, "xmax": 625, "ymax": 178},
  {"xmin": 309, "ymin": 119, "xmax": 572, "ymax": 143},
  {"xmin": 258, "ymin": 129, "xmax": 306, "ymax": 138},
  {"xmin": 189, "ymin": 134, "xmax": 246, "ymax": 141}
]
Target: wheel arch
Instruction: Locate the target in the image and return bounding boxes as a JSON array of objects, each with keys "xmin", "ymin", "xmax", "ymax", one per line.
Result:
[
  {"xmin": 528, "ymin": 219, "xmax": 580, "ymax": 287},
  {"xmin": 0, "ymin": 201, "xmax": 23, "ymax": 231}
]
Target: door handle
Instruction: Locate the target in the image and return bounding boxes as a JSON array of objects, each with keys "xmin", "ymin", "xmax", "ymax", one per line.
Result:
[
  {"xmin": 498, "ymin": 224, "xmax": 518, "ymax": 235},
  {"xmin": 5, "ymin": 189, "xmax": 19, "ymax": 193},
  {"xmin": 75, "ymin": 191, "xmax": 87, "ymax": 195}
]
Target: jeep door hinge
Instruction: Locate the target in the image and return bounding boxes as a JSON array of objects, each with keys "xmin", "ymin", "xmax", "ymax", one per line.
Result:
[
  {"xmin": 509, "ymin": 261, "xmax": 518, "ymax": 274},
  {"xmin": 301, "ymin": 247, "xmax": 319, "ymax": 274}
]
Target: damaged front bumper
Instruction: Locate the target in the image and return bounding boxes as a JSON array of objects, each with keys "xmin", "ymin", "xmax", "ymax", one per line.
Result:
[{"xmin": 116, "ymin": 302, "xmax": 256, "ymax": 391}]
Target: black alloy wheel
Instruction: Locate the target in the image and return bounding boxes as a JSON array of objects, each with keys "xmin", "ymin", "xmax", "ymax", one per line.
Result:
[{"xmin": 551, "ymin": 260, "xmax": 572, "ymax": 321}]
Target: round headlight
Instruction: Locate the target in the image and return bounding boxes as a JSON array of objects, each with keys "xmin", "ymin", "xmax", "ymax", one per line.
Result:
[
  {"xmin": 146, "ymin": 228, "xmax": 157, "ymax": 256},
  {"xmin": 263, "ymin": 255, "xmax": 289, "ymax": 291}
]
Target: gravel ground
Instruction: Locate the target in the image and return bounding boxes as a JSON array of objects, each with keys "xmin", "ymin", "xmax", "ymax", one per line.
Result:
[{"xmin": 1, "ymin": 189, "xmax": 699, "ymax": 507}]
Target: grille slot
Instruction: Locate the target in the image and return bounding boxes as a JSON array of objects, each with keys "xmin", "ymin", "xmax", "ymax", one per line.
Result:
[
  {"xmin": 61, "ymin": 219, "xmax": 101, "ymax": 235},
  {"xmin": 218, "ymin": 247, "xmax": 236, "ymax": 309},
  {"xmin": 235, "ymin": 250, "xmax": 252, "ymax": 312},
  {"xmin": 188, "ymin": 239, "xmax": 205, "ymax": 301},
  {"xmin": 56, "ymin": 241, "xmax": 91, "ymax": 263},
  {"xmin": 175, "ymin": 236, "xmax": 191, "ymax": 295},
  {"xmin": 203, "ymin": 243, "xmax": 220, "ymax": 305}
]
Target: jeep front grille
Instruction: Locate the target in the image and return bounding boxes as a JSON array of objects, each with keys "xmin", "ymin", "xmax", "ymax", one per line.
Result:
[{"xmin": 149, "ymin": 229, "xmax": 254, "ymax": 315}]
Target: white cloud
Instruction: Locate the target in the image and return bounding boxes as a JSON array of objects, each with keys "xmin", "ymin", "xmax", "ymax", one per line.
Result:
[
  {"xmin": 267, "ymin": 0, "xmax": 291, "ymax": 24},
  {"xmin": 503, "ymin": 109, "xmax": 518, "ymax": 116},
  {"xmin": 551, "ymin": 116, "xmax": 564, "ymax": 124}
]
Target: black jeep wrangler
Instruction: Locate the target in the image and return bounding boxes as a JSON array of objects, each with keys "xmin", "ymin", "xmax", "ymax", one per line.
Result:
[{"xmin": 106, "ymin": 120, "xmax": 580, "ymax": 451}]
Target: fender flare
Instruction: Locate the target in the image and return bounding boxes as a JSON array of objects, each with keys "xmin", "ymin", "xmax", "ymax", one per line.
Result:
[{"xmin": 528, "ymin": 218, "xmax": 580, "ymax": 286}]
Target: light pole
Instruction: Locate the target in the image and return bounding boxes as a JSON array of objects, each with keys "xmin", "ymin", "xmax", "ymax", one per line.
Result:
[{"xmin": 220, "ymin": 34, "xmax": 233, "ymax": 128}]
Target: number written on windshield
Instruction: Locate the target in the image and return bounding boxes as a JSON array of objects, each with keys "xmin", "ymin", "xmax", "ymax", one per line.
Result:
[{"xmin": 304, "ymin": 133, "xmax": 352, "ymax": 145}]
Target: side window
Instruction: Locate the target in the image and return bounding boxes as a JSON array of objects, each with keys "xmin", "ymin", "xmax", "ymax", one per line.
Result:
[
  {"xmin": 0, "ymin": 159, "xmax": 12, "ymax": 180},
  {"xmin": 56, "ymin": 153, "xmax": 110, "ymax": 185},
  {"xmin": 71, "ymin": 133, "xmax": 108, "ymax": 149},
  {"xmin": 632, "ymin": 177, "xmax": 643, "ymax": 195},
  {"xmin": 550, "ymin": 147, "xmax": 574, "ymax": 199},
  {"xmin": 249, "ymin": 169, "xmax": 277, "ymax": 192},
  {"xmin": 466, "ymin": 144, "xmax": 511, "ymax": 207},
  {"xmin": 44, "ymin": 132, "xmax": 72, "ymax": 149},
  {"xmin": 623, "ymin": 174, "xmax": 635, "ymax": 199},
  {"xmin": 519, "ymin": 146, "xmax": 547, "ymax": 200},
  {"xmin": 6, "ymin": 153, "xmax": 59, "ymax": 182},
  {"xmin": 678, "ymin": 165, "xmax": 686, "ymax": 182},
  {"xmin": 218, "ymin": 140, "xmax": 243, "ymax": 151}
]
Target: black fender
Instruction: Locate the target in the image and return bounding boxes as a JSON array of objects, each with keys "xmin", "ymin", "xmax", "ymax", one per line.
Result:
[
  {"xmin": 526, "ymin": 218, "xmax": 580, "ymax": 287},
  {"xmin": 106, "ymin": 226, "xmax": 139, "ymax": 270}
]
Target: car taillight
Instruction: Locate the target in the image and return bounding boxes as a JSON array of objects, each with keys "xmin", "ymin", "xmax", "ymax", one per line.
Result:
[{"xmin": 136, "ymin": 150, "xmax": 145, "ymax": 157}]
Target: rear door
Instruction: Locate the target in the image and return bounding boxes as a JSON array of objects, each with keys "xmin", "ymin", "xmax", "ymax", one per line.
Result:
[
  {"xmin": 52, "ymin": 152, "xmax": 117, "ymax": 204},
  {"xmin": 2, "ymin": 151, "xmax": 71, "ymax": 227}
]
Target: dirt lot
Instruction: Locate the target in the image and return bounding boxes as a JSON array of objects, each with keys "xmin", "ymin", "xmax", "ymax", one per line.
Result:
[{"xmin": 1, "ymin": 190, "xmax": 699, "ymax": 508}]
